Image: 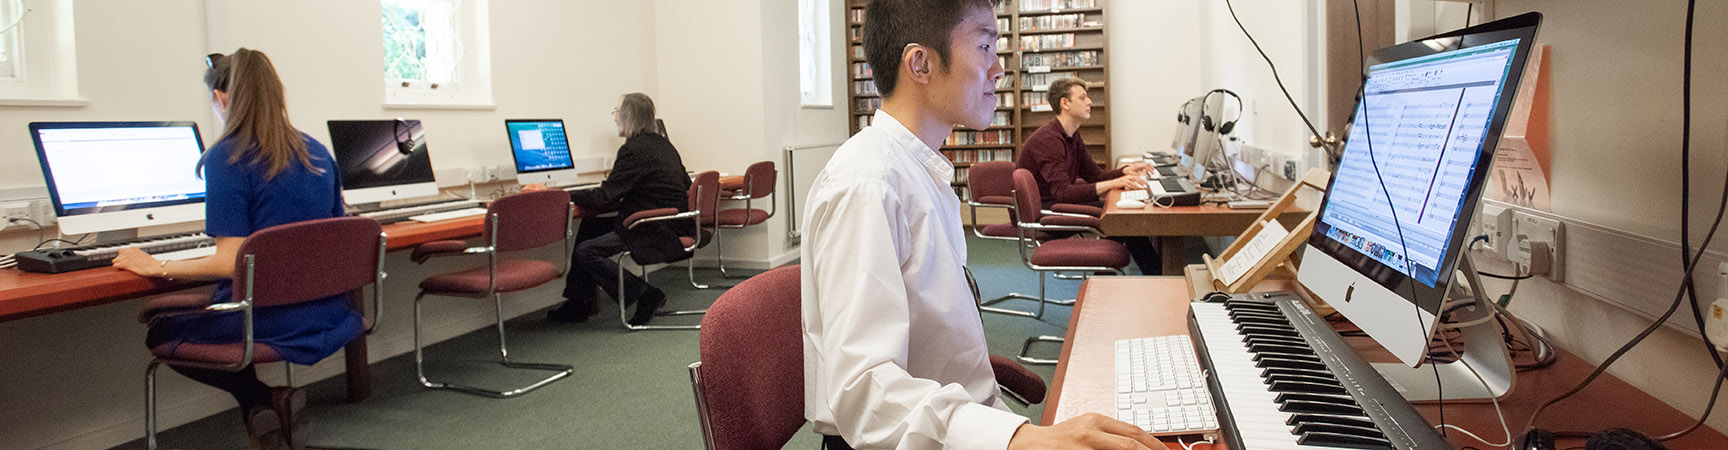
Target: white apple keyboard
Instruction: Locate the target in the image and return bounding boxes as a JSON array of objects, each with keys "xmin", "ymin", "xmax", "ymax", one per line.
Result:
[{"xmin": 410, "ymin": 207, "xmax": 489, "ymax": 223}]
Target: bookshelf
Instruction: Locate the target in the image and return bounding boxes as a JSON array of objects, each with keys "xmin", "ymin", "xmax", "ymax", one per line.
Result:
[{"xmin": 846, "ymin": 0, "xmax": 1110, "ymax": 223}]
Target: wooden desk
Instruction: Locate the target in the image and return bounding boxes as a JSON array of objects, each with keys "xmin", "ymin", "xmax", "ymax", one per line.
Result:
[
  {"xmin": 1044, "ymin": 275, "xmax": 1728, "ymax": 449},
  {"xmin": 1099, "ymin": 190, "xmax": 1308, "ymax": 275},
  {"xmin": 0, "ymin": 216, "xmax": 487, "ymax": 402}
]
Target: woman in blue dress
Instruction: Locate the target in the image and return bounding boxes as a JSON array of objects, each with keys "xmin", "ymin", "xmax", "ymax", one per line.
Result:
[{"xmin": 113, "ymin": 48, "xmax": 361, "ymax": 450}]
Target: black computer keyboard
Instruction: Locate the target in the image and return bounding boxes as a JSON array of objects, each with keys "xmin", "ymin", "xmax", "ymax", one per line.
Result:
[{"xmin": 1160, "ymin": 178, "xmax": 1186, "ymax": 192}]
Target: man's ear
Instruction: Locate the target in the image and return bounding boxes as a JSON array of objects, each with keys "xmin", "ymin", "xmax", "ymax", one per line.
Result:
[{"xmin": 903, "ymin": 45, "xmax": 934, "ymax": 86}]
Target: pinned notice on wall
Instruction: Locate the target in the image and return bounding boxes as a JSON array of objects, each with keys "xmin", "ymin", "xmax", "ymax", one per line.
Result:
[{"xmin": 1492, "ymin": 45, "xmax": 1552, "ymax": 210}]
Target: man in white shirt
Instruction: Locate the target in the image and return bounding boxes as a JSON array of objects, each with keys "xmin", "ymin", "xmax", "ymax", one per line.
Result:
[{"xmin": 800, "ymin": 1, "xmax": 1161, "ymax": 449}]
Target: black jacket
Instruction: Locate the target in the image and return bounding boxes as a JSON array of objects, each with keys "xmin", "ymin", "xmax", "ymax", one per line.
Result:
[{"xmin": 571, "ymin": 133, "xmax": 694, "ymax": 264}]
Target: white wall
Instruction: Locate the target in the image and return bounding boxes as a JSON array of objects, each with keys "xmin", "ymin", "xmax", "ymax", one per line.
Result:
[{"xmin": 0, "ymin": 1, "xmax": 660, "ymax": 449}]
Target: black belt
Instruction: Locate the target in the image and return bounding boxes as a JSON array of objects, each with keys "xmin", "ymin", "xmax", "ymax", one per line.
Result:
[{"xmin": 821, "ymin": 435, "xmax": 854, "ymax": 450}]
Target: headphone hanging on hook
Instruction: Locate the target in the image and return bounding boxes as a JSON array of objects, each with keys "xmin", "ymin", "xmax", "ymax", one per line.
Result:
[
  {"xmin": 393, "ymin": 118, "xmax": 416, "ymax": 155},
  {"xmin": 1201, "ymin": 89, "xmax": 1244, "ymax": 136}
]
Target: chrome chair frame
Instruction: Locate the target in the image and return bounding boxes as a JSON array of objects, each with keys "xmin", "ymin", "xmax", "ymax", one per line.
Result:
[
  {"xmin": 714, "ymin": 170, "xmax": 775, "ymax": 278},
  {"xmin": 147, "ymin": 233, "xmax": 388, "ymax": 450},
  {"xmin": 412, "ymin": 206, "xmax": 575, "ymax": 398},
  {"xmin": 617, "ymin": 200, "xmax": 705, "ymax": 331},
  {"xmin": 687, "ymin": 361, "xmax": 719, "ymax": 449}
]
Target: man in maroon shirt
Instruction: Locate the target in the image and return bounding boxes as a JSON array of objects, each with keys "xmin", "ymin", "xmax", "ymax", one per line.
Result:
[{"xmin": 1015, "ymin": 78, "xmax": 1163, "ymax": 273}]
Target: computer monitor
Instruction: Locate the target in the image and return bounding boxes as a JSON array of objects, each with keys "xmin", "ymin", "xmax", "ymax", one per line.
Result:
[
  {"xmin": 1170, "ymin": 97, "xmax": 1205, "ymax": 160},
  {"xmin": 1297, "ymin": 13, "xmax": 1540, "ymax": 400},
  {"xmin": 29, "ymin": 121, "xmax": 209, "ymax": 235},
  {"xmin": 1188, "ymin": 93, "xmax": 1229, "ymax": 183},
  {"xmin": 327, "ymin": 119, "xmax": 438, "ymax": 204},
  {"xmin": 504, "ymin": 119, "xmax": 579, "ymax": 186}
]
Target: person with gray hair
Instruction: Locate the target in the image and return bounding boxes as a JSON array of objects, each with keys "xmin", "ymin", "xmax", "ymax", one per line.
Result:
[{"xmin": 530, "ymin": 92, "xmax": 692, "ymax": 325}]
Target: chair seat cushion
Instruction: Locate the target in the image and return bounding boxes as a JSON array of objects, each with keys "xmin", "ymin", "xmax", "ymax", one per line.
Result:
[
  {"xmin": 1050, "ymin": 203, "xmax": 1104, "ymax": 217},
  {"xmin": 418, "ymin": 259, "xmax": 562, "ymax": 295},
  {"xmin": 1040, "ymin": 214, "xmax": 1102, "ymax": 230},
  {"xmin": 717, "ymin": 208, "xmax": 770, "ymax": 226},
  {"xmin": 976, "ymin": 195, "xmax": 1013, "ymax": 206},
  {"xmin": 153, "ymin": 341, "xmax": 283, "ymax": 367},
  {"xmin": 1030, "ymin": 238, "xmax": 1130, "ymax": 269},
  {"xmin": 138, "ymin": 294, "xmax": 214, "ymax": 324},
  {"xmin": 989, "ymin": 355, "xmax": 1047, "ymax": 404}
]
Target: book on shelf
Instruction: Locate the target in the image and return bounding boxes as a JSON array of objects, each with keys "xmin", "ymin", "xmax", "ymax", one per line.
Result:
[
  {"xmin": 954, "ymin": 185, "xmax": 972, "ymax": 201},
  {"xmin": 856, "ymin": 115, "xmax": 874, "ymax": 130},
  {"xmin": 849, "ymin": 27, "xmax": 862, "ymax": 43},
  {"xmin": 941, "ymin": 148, "xmax": 1015, "ymax": 164},
  {"xmin": 1020, "ymin": 0, "xmax": 1097, "ymax": 11},
  {"xmin": 945, "ymin": 129, "xmax": 1014, "ymax": 146},
  {"xmin": 997, "ymin": 17, "xmax": 1011, "ymax": 32},
  {"xmin": 851, "ymin": 62, "xmax": 873, "ymax": 77},
  {"xmin": 1020, "ymin": 13, "xmax": 1098, "ymax": 31},
  {"xmin": 855, "ymin": 97, "xmax": 881, "ymax": 114},
  {"xmin": 997, "ymin": 92, "xmax": 1016, "ymax": 108},
  {"xmin": 1022, "ymin": 71, "xmax": 1091, "ymax": 91},
  {"xmin": 853, "ymin": 80, "xmax": 880, "ymax": 96},
  {"xmin": 954, "ymin": 167, "xmax": 970, "ymax": 185},
  {"xmin": 991, "ymin": 111, "xmax": 1012, "ymax": 126},
  {"xmin": 851, "ymin": 45, "xmax": 865, "ymax": 59},
  {"xmin": 994, "ymin": 76, "xmax": 1014, "ymax": 90},
  {"xmin": 848, "ymin": 7, "xmax": 866, "ymax": 24},
  {"xmin": 1022, "ymin": 50, "xmax": 1100, "ymax": 67},
  {"xmin": 1020, "ymin": 33, "xmax": 1077, "ymax": 52}
]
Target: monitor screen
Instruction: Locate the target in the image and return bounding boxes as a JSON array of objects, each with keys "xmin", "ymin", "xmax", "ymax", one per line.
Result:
[
  {"xmin": 505, "ymin": 119, "xmax": 574, "ymax": 173},
  {"xmin": 326, "ymin": 119, "xmax": 438, "ymax": 203},
  {"xmin": 29, "ymin": 121, "xmax": 208, "ymax": 234},
  {"xmin": 1315, "ymin": 38, "xmax": 1523, "ymax": 289}
]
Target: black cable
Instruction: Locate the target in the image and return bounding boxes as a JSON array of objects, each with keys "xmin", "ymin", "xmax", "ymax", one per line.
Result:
[
  {"xmin": 1478, "ymin": 271, "xmax": 1534, "ymax": 280},
  {"xmin": 1222, "ymin": 0, "xmax": 1326, "ymax": 150},
  {"xmin": 9, "ymin": 218, "xmax": 45, "ymax": 247},
  {"xmin": 1522, "ymin": 0, "xmax": 1728, "ymax": 439},
  {"xmin": 1675, "ymin": 0, "xmax": 1726, "ymax": 377},
  {"xmin": 32, "ymin": 239, "xmax": 83, "ymax": 250}
]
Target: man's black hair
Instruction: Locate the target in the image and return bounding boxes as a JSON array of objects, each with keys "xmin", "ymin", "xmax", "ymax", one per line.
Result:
[{"xmin": 862, "ymin": 0, "xmax": 1001, "ymax": 100}]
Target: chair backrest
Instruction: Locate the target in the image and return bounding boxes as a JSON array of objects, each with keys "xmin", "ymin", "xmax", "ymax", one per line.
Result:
[
  {"xmin": 969, "ymin": 161, "xmax": 1016, "ymax": 200},
  {"xmin": 741, "ymin": 161, "xmax": 776, "ymax": 199},
  {"xmin": 656, "ymin": 118, "xmax": 669, "ymax": 139},
  {"xmin": 234, "ymin": 216, "xmax": 383, "ymax": 308},
  {"xmin": 483, "ymin": 190, "xmax": 572, "ymax": 252},
  {"xmin": 1011, "ymin": 168, "xmax": 1044, "ymax": 225},
  {"xmin": 690, "ymin": 170, "xmax": 721, "ymax": 224},
  {"xmin": 694, "ymin": 265, "xmax": 804, "ymax": 450}
]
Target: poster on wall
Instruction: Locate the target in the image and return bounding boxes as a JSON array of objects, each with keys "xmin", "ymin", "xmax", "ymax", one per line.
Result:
[{"xmin": 1491, "ymin": 45, "xmax": 1552, "ymax": 210}]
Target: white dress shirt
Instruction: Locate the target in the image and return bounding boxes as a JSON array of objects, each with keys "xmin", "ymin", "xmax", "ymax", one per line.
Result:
[{"xmin": 802, "ymin": 110, "xmax": 1029, "ymax": 450}]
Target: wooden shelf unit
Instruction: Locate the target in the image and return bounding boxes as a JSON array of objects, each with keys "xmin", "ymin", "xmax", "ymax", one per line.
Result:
[{"xmin": 845, "ymin": 0, "xmax": 1110, "ymax": 223}]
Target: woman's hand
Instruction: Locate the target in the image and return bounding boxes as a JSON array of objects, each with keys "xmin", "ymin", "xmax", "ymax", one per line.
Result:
[
  {"xmin": 520, "ymin": 183, "xmax": 550, "ymax": 192},
  {"xmin": 112, "ymin": 248, "xmax": 165, "ymax": 278}
]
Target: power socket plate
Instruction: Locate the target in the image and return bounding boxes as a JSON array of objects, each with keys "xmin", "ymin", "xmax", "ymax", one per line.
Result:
[{"xmin": 1511, "ymin": 211, "xmax": 1565, "ymax": 282}]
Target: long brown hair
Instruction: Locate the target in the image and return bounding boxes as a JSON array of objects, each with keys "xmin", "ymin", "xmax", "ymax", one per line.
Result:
[{"xmin": 200, "ymin": 48, "xmax": 316, "ymax": 180}]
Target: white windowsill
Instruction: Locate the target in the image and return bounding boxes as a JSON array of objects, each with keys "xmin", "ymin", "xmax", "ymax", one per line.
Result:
[
  {"xmin": 382, "ymin": 102, "xmax": 496, "ymax": 111},
  {"xmin": 0, "ymin": 98, "xmax": 89, "ymax": 108}
]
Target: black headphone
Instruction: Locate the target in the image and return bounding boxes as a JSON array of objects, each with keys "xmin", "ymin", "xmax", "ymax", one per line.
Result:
[
  {"xmin": 1176, "ymin": 98, "xmax": 1196, "ymax": 124},
  {"xmin": 393, "ymin": 118, "xmax": 416, "ymax": 155},
  {"xmin": 1200, "ymin": 89, "xmax": 1243, "ymax": 136}
]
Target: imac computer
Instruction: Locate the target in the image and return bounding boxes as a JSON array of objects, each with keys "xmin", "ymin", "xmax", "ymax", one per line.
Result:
[
  {"xmin": 327, "ymin": 119, "xmax": 439, "ymax": 205},
  {"xmin": 1297, "ymin": 13, "xmax": 1541, "ymax": 401},
  {"xmin": 504, "ymin": 119, "xmax": 580, "ymax": 186},
  {"xmin": 29, "ymin": 121, "xmax": 209, "ymax": 235},
  {"xmin": 1170, "ymin": 97, "xmax": 1205, "ymax": 165}
]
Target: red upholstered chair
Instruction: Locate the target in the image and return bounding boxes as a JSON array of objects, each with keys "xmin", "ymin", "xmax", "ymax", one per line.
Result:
[
  {"xmin": 141, "ymin": 217, "xmax": 386, "ymax": 450},
  {"xmin": 688, "ymin": 265, "xmax": 1045, "ymax": 449},
  {"xmin": 684, "ymin": 171, "xmax": 725, "ymax": 290},
  {"xmin": 613, "ymin": 191, "xmax": 708, "ymax": 331},
  {"xmin": 711, "ymin": 161, "xmax": 776, "ymax": 278},
  {"xmin": 1006, "ymin": 168, "xmax": 1130, "ymax": 364},
  {"xmin": 967, "ymin": 161, "xmax": 1021, "ymax": 242},
  {"xmin": 409, "ymin": 190, "xmax": 575, "ymax": 397}
]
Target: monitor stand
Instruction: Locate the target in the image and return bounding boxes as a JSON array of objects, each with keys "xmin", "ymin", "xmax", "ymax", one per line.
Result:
[{"xmin": 1371, "ymin": 255, "xmax": 1516, "ymax": 403}]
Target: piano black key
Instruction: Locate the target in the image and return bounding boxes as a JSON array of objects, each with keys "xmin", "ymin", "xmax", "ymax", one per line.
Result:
[
  {"xmin": 1286, "ymin": 413, "xmax": 1379, "ymax": 430},
  {"xmin": 1265, "ymin": 373, "xmax": 1341, "ymax": 386},
  {"xmin": 1238, "ymin": 325, "xmax": 1301, "ymax": 338},
  {"xmin": 1295, "ymin": 431, "xmax": 1394, "ymax": 449},
  {"xmin": 1228, "ymin": 309, "xmax": 1286, "ymax": 320},
  {"xmin": 1269, "ymin": 380, "xmax": 1349, "ymax": 395},
  {"xmin": 1293, "ymin": 422, "xmax": 1388, "ymax": 441},
  {"xmin": 1274, "ymin": 392, "xmax": 1359, "ymax": 406},
  {"xmin": 1232, "ymin": 316, "xmax": 1292, "ymax": 327},
  {"xmin": 1247, "ymin": 343, "xmax": 1316, "ymax": 355},
  {"xmin": 1242, "ymin": 334, "xmax": 1309, "ymax": 347},
  {"xmin": 1254, "ymin": 356, "xmax": 1329, "ymax": 371},
  {"xmin": 1222, "ymin": 300, "xmax": 1279, "ymax": 312},
  {"xmin": 1278, "ymin": 399, "xmax": 1367, "ymax": 416},
  {"xmin": 1261, "ymin": 366, "xmax": 1338, "ymax": 380},
  {"xmin": 1252, "ymin": 352, "xmax": 1323, "ymax": 364}
]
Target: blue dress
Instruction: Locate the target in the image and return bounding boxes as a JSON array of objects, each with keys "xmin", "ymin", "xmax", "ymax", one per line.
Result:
[{"xmin": 152, "ymin": 133, "xmax": 365, "ymax": 365}]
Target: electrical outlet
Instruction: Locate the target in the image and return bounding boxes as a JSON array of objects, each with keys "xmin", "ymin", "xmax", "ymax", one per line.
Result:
[
  {"xmin": 1510, "ymin": 211, "xmax": 1565, "ymax": 282},
  {"xmin": 0, "ymin": 201, "xmax": 29, "ymax": 231},
  {"xmin": 1473, "ymin": 203, "xmax": 1509, "ymax": 259},
  {"xmin": 1283, "ymin": 160, "xmax": 1297, "ymax": 180}
]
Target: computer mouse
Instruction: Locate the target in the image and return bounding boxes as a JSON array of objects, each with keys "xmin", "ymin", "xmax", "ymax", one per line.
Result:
[
  {"xmin": 1116, "ymin": 199, "xmax": 1145, "ymax": 209},
  {"xmin": 1519, "ymin": 428, "xmax": 1556, "ymax": 450}
]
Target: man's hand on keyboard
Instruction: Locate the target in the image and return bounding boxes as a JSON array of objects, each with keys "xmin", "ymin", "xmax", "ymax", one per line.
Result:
[
  {"xmin": 1119, "ymin": 161, "xmax": 1154, "ymax": 177},
  {"xmin": 1008, "ymin": 412, "xmax": 1161, "ymax": 450},
  {"xmin": 111, "ymin": 248, "xmax": 162, "ymax": 278},
  {"xmin": 1102, "ymin": 174, "xmax": 1147, "ymax": 192}
]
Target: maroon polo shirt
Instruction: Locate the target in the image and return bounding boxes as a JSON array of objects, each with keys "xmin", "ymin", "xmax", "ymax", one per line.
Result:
[{"xmin": 1015, "ymin": 118, "xmax": 1121, "ymax": 205}]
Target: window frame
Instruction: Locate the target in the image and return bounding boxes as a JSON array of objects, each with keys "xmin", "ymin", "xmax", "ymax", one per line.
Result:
[
  {"xmin": 797, "ymin": 0, "xmax": 834, "ymax": 109},
  {"xmin": 380, "ymin": 0, "xmax": 493, "ymax": 110},
  {"xmin": 0, "ymin": 0, "xmax": 84, "ymax": 106}
]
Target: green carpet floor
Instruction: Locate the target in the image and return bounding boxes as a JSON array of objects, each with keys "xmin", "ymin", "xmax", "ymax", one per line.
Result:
[{"xmin": 117, "ymin": 233, "xmax": 1193, "ymax": 450}]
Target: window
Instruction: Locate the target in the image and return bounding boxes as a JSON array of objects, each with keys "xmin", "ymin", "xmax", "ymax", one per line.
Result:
[
  {"xmin": 0, "ymin": 0, "xmax": 80, "ymax": 104},
  {"xmin": 380, "ymin": 0, "xmax": 492, "ymax": 108},
  {"xmin": 798, "ymin": 0, "xmax": 832, "ymax": 108}
]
